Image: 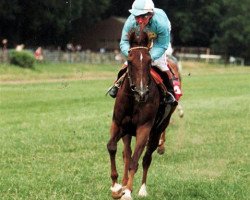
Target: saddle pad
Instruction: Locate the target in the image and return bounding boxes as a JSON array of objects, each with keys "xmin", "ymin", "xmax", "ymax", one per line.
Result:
[{"xmin": 150, "ymin": 68, "xmax": 163, "ymax": 84}]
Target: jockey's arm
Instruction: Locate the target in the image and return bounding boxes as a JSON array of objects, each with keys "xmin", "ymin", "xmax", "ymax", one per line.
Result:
[
  {"xmin": 120, "ymin": 16, "xmax": 135, "ymax": 57},
  {"xmin": 149, "ymin": 23, "xmax": 170, "ymax": 61}
]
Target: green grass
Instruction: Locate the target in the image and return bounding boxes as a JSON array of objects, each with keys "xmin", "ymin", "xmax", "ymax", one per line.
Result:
[
  {"xmin": 0, "ymin": 62, "xmax": 249, "ymax": 199},
  {"xmin": 0, "ymin": 62, "xmax": 117, "ymax": 82}
]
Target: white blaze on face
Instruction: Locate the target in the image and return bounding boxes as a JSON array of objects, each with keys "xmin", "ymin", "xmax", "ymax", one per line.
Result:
[
  {"xmin": 140, "ymin": 52, "xmax": 143, "ymax": 92},
  {"xmin": 140, "ymin": 52, "xmax": 143, "ymax": 62}
]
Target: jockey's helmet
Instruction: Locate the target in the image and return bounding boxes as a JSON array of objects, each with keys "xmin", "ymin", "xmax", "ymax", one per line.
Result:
[{"xmin": 129, "ymin": 0, "xmax": 154, "ymax": 16}]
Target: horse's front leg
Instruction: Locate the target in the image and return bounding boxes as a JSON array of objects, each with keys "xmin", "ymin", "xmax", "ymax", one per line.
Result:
[
  {"xmin": 139, "ymin": 108, "xmax": 176, "ymax": 197},
  {"xmin": 107, "ymin": 121, "xmax": 123, "ymax": 199},
  {"xmin": 139, "ymin": 131, "xmax": 162, "ymax": 197},
  {"xmin": 121, "ymin": 124, "xmax": 151, "ymax": 200},
  {"xmin": 122, "ymin": 135, "xmax": 132, "ymax": 186}
]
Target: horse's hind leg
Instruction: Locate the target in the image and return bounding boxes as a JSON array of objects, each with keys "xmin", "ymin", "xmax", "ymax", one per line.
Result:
[
  {"xmin": 122, "ymin": 135, "xmax": 132, "ymax": 186},
  {"xmin": 139, "ymin": 132, "xmax": 162, "ymax": 197},
  {"xmin": 157, "ymin": 105, "xmax": 178, "ymax": 155},
  {"xmin": 177, "ymin": 104, "xmax": 184, "ymax": 118},
  {"xmin": 157, "ymin": 130, "xmax": 166, "ymax": 155},
  {"xmin": 107, "ymin": 122, "xmax": 123, "ymax": 198}
]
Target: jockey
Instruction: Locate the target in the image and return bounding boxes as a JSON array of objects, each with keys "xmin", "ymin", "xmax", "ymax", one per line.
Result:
[{"xmin": 108, "ymin": 0, "xmax": 182, "ymax": 103}]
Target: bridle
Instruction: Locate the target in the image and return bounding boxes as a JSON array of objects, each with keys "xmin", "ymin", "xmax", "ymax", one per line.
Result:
[
  {"xmin": 127, "ymin": 46, "xmax": 150, "ymax": 102},
  {"xmin": 128, "ymin": 46, "xmax": 149, "ymax": 52}
]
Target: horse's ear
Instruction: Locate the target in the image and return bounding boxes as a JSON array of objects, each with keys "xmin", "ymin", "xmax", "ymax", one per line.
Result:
[
  {"xmin": 141, "ymin": 31, "xmax": 149, "ymax": 47},
  {"xmin": 128, "ymin": 31, "xmax": 136, "ymax": 46}
]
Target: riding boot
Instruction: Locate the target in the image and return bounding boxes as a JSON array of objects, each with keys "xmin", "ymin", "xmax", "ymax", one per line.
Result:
[
  {"xmin": 167, "ymin": 58, "xmax": 182, "ymax": 101},
  {"xmin": 155, "ymin": 82, "xmax": 173, "ymax": 105},
  {"xmin": 165, "ymin": 70, "xmax": 182, "ymax": 102},
  {"xmin": 173, "ymin": 78, "xmax": 182, "ymax": 101},
  {"xmin": 107, "ymin": 64, "xmax": 127, "ymax": 98},
  {"xmin": 162, "ymin": 71, "xmax": 176, "ymax": 104}
]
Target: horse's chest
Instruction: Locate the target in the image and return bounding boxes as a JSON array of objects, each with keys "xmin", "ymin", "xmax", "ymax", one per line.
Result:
[{"xmin": 125, "ymin": 104, "xmax": 156, "ymax": 125}]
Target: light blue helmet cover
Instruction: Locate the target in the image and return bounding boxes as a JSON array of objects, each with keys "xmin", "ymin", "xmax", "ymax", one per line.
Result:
[{"xmin": 129, "ymin": 0, "xmax": 155, "ymax": 16}]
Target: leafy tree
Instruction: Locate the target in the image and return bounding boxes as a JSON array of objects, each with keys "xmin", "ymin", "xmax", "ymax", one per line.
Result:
[
  {"xmin": 17, "ymin": 0, "xmax": 87, "ymax": 46},
  {"xmin": 0, "ymin": 0, "xmax": 21, "ymax": 45},
  {"xmin": 0, "ymin": 0, "xmax": 249, "ymax": 63},
  {"xmin": 212, "ymin": 0, "xmax": 250, "ymax": 62},
  {"xmin": 105, "ymin": 0, "xmax": 133, "ymax": 17},
  {"xmin": 82, "ymin": 0, "xmax": 111, "ymax": 22},
  {"xmin": 154, "ymin": 0, "xmax": 224, "ymax": 47},
  {"xmin": 0, "ymin": 0, "xmax": 110, "ymax": 47},
  {"xmin": 155, "ymin": 0, "xmax": 249, "ymax": 62}
]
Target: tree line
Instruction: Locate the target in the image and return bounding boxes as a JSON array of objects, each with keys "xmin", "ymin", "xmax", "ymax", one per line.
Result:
[{"xmin": 0, "ymin": 0, "xmax": 249, "ymax": 63}]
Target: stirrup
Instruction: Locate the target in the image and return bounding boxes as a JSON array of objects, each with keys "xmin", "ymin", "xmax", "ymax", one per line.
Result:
[{"xmin": 164, "ymin": 91, "xmax": 178, "ymax": 105}]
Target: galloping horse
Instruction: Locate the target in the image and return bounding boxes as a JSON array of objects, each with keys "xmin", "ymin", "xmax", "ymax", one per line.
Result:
[{"xmin": 107, "ymin": 30, "xmax": 177, "ymax": 200}]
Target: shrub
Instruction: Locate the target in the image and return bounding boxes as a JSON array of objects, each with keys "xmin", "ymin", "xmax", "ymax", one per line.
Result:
[{"xmin": 9, "ymin": 50, "xmax": 35, "ymax": 68}]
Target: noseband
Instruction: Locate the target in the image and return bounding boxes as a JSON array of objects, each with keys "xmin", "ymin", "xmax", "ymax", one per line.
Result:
[{"xmin": 127, "ymin": 46, "xmax": 150, "ymax": 102}]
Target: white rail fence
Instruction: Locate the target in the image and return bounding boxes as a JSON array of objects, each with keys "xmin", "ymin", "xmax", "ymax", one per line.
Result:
[
  {"xmin": 175, "ymin": 47, "xmax": 245, "ymax": 65},
  {"xmin": 0, "ymin": 49, "xmax": 125, "ymax": 64},
  {"xmin": 0, "ymin": 48, "xmax": 245, "ymax": 66}
]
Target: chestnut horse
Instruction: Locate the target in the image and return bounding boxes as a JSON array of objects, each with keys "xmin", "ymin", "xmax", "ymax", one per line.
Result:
[{"xmin": 107, "ymin": 30, "xmax": 177, "ymax": 200}]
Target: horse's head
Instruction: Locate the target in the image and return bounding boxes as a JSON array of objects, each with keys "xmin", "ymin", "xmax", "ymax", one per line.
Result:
[{"xmin": 127, "ymin": 31, "xmax": 151, "ymax": 102}]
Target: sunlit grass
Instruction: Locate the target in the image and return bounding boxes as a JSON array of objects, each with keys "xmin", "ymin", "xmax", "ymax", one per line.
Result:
[
  {"xmin": 0, "ymin": 62, "xmax": 117, "ymax": 82},
  {"xmin": 0, "ymin": 62, "xmax": 249, "ymax": 199}
]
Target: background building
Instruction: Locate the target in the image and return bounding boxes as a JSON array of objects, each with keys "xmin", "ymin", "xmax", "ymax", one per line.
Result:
[{"xmin": 72, "ymin": 17, "xmax": 126, "ymax": 51}]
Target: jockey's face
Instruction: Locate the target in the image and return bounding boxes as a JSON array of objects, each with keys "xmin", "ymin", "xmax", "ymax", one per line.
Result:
[{"xmin": 135, "ymin": 13, "xmax": 153, "ymax": 26}]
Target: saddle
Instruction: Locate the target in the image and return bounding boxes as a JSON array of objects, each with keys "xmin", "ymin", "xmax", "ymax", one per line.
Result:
[{"xmin": 150, "ymin": 66, "xmax": 176, "ymax": 103}]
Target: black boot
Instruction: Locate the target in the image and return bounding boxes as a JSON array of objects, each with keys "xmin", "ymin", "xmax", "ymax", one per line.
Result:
[
  {"xmin": 107, "ymin": 66, "xmax": 127, "ymax": 98},
  {"xmin": 107, "ymin": 84, "xmax": 119, "ymax": 98},
  {"xmin": 164, "ymin": 91, "xmax": 178, "ymax": 106}
]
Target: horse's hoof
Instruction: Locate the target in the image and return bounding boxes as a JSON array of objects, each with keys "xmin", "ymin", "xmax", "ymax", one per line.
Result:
[
  {"xmin": 120, "ymin": 189, "xmax": 132, "ymax": 200},
  {"xmin": 138, "ymin": 184, "xmax": 148, "ymax": 197},
  {"xmin": 179, "ymin": 110, "xmax": 184, "ymax": 118},
  {"xmin": 111, "ymin": 183, "xmax": 123, "ymax": 199},
  {"xmin": 157, "ymin": 146, "xmax": 165, "ymax": 155},
  {"xmin": 112, "ymin": 190, "xmax": 123, "ymax": 199}
]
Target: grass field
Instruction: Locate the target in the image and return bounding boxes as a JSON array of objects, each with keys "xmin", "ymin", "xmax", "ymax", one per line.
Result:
[{"xmin": 0, "ymin": 62, "xmax": 249, "ymax": 199}]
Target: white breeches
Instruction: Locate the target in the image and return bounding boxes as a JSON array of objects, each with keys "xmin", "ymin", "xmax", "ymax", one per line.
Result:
[{"xmin": 152, "ymin": 50, "xmax": 169, "ymax": 71}]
